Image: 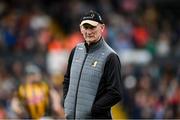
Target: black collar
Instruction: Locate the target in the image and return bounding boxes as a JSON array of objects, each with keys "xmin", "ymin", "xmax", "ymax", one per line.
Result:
[{"xmin": 84, "ymin": 37, "xmax": 103, "ymax": 53}]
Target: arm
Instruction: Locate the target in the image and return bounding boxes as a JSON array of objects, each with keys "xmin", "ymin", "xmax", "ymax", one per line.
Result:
[
  {"xmin": 11, "ymin": 95, "xmax": 23, "ymax": 116},
  {"xmin": 11, "ymin": 88, "xmax": 28, "ymax": 118},
  {"xmin": 91, "ymin": 53, "xmax": 123, "ymax": 115},
  {"xmin": 63, "ymin": 47, "xmax": 75, "ymax": 101},
  {"xmin": 50, "ymin": 89, "xmax": 65, "ymax": 118}
]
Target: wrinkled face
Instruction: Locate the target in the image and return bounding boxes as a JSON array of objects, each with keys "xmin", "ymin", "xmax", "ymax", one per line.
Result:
[{"xmin": 80, "ymin": 23, "xmax": 105, "ymax": 44}]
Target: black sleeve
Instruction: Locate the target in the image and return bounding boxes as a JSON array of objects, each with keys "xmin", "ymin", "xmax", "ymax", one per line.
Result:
[
  {"xmin": 63, "ymin": 47, "xmax": 76, "ymax": 101},
  {"xmin": 91, "ymin": 53, "xmax": 123, "ymax": 115}
]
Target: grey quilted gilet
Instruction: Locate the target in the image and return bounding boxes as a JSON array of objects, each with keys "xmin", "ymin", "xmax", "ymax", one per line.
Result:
[{"xmin": 64, "ymin": 39, "xmax": 116, "ymax": 119}]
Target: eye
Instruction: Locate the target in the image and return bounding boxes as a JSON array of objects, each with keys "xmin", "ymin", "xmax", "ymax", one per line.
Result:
[{"xmin": 83, "ymin": 26, "xmax": 96, "ymax": 30}]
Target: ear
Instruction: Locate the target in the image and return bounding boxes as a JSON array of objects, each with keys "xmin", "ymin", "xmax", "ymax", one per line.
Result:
[
  {"xmin": 80, "ymin": 26, "xmax": 83, "ymax": 34},
  {"xmin": 100, "ymin": 24, "xmax": 105, "ymax": 32}
]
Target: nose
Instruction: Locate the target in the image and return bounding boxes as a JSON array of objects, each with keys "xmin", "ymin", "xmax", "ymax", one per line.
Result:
[{"xmin": 86, "ymin": 29, "xmax": 93, "ymax": 35}]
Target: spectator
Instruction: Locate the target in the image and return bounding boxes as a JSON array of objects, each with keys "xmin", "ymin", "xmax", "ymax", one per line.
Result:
[{"xmin": 11, "ymin": 64, "xmax": 65, "ymax": 119}]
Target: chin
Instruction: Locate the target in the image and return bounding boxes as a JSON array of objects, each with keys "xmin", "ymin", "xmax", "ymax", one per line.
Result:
[{"xmin": 86, "ymin": 39, "xmax": 93, "ymax": 42}]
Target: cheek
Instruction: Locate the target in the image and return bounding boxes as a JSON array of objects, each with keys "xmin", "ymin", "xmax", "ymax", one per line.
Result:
[
  {"xmin": 82, "ymin": 30, "xmax": 87, "ymax": 35},
  {"xmin": 95, "ymin": 30, "xmax": 101, "ymax": 36},
  {"xmin": 81, "ymin": 31, "xmax": 87, "ymax": 38}
]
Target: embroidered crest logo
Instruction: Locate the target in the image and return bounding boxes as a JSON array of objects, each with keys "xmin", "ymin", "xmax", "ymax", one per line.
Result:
[
  {"xmin": 92, "ymin": 61, "xmax": 98, "ymax": 67},
  {"xmin": 91, "ymin": 13, "xmax": 95, "ymax": 18}
]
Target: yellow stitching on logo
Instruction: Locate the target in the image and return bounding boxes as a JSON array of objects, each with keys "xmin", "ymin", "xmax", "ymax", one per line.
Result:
[{"xmin": 92, "ymin": 61, "xmax": 98, "ymax": 67}]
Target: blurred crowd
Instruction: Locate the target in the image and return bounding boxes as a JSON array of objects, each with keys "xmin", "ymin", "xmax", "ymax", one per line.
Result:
[{"xmin": 0, "ymin": 0, "xmax": 180, "ymax": 119}]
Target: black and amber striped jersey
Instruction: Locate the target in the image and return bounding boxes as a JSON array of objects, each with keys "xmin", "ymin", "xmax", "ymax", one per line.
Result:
[{"xmin": 17, "ymin": 81, "xmax": 51, "ymax": 119}]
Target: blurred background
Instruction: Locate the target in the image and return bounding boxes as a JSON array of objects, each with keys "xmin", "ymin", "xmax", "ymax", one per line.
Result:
[{"xmin": 0, "ymin": 0, "xmax": 180, "ymax": 119}]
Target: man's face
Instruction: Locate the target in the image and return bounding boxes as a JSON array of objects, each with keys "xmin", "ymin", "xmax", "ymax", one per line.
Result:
[{"xmin": 80, "ymin": 23, "xmax": 105, "ymax": 44}]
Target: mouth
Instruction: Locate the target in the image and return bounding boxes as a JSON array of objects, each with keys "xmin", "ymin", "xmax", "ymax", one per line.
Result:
[{"xmin": 87, "ymin": 36, "xmax": 94, "ymax": 38}]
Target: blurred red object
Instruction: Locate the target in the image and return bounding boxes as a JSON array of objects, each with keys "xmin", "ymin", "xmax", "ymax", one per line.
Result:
[
  {"xmin": 133, "ymin": 26, "xmax": 149, "ymax": 48},
  {"xmin": 0, "ymin": 107, "xmax": 6, "ymax": 119}
]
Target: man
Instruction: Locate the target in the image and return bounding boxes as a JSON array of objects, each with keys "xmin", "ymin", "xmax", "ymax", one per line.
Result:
[
  {"xmin": 63, "ymin": 10, "xmax": 122, "ymax": 119},
  {"xmin": 11, "ymin": 64, "xmax": 65, "ymax": 119}
]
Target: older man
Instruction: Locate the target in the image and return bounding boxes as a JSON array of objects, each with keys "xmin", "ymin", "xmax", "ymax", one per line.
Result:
[{"xmin": 63, "ymin": 10, "xmax": 122, "ymax": 119}]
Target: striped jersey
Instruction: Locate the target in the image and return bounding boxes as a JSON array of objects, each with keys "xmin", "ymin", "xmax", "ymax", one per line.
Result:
[{"xmin": 17, "ymin": 81, "xmax": 51, "ymax": 119}]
